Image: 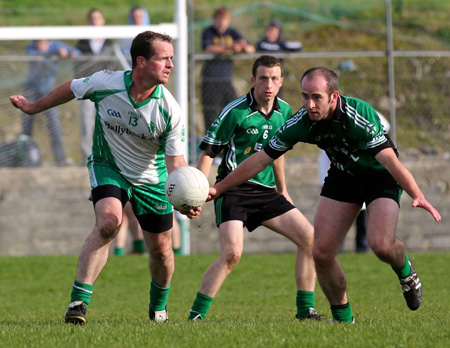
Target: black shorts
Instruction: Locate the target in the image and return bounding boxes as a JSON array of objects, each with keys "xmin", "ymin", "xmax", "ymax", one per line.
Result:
[
  {"xmin": 91, "ymin": 185, "xmax": 173, "ymax": 233},
  {"xmin": 321, "ymin": 166, "xmax": 403, "ymax": 206},
  {"xmin": 214, "ymin": 192, "xmax": 295, "ymax": 232}
]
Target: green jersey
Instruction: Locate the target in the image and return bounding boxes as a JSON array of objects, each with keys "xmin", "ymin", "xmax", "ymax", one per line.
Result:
[
  {"xmin": 71, "ymin": 70, "xmax": 186, "ymax": 186},
  {"xmin": 266, "ymin": 95, "xmax": 395, "ymax": 176},
  {"xmin": 200, "ymin": 90, "xmax": 292, "ymax": 193}
]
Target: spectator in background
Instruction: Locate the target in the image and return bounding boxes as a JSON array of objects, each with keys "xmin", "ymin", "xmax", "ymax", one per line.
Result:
[
  {"xmin": 256, "ymin": 20, "xmax": 303, "ymax": 98},
  {"xmin": 201, "ymin": 6, "xmax": 255, "ymax": 130},
  {"xmin": 22, "ymin": 39, "xmax": 80, "ymax": 166},
  {"xmin": 120, "ymin": 5, "xmax": 150, "ymax": 55},
  {"xmin": 256, "ymin": 20, "xmax": 303, "ymax": 53},
  {"xmin": 75, "ymin": 8, "xmax": 115, "ymax": 164}
]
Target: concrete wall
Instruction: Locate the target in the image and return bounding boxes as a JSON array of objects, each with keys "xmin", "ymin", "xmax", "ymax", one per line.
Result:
[{"xmin": 1, "ymin": 159, "xmax": 449, "ymax": 256}]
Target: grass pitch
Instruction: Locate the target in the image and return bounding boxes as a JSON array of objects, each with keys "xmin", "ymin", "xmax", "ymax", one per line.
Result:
[{"xmin": 1, "ymin": 252, "xmax": 449, "ymax": 347}]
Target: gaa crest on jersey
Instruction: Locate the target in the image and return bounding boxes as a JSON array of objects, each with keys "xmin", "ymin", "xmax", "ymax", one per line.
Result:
[
  {"xmin": 246, "ymin": 127, "xmax": 259, "ymax": 135},
  {"xmin": 365, "ymin": 123, "xmax": 377, "ymax": 135},
  {"xmin": 108, "ymin": 109, "xmax": 122, "ymax": 118}
]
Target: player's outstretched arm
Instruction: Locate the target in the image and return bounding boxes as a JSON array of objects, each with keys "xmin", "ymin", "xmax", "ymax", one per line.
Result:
[
  {"xmin": 375, "ymin": 148, "xmax": 441, "ymax": 222},
  {"xmin": 10, "ymin": 80, "xmax": 75, "ymax": 115},
  {"xmin": 209, "ymin": 150, "xmax": 275, "ymax": 200},
  {"xmin": 196, "ymin": 151, "xmax": 214, "ymax": 178}
]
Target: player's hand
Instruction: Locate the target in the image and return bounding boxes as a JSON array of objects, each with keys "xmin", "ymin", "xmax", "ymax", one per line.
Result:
[
  {"xmin": 278, "ymin": 189, "xmax": 294, "ymax": 205},
  {"xmin": 206, "ymin": 186, "xmax": 219, "ymax": 202},
  {"xmin": 177, "ymin": 206, "xmax": 202, "ymax": 219},
  {"xmin": 412, "ymin": 197, "xmax": 441, "ymax": 222},
  {"xmin": 10, "ymin": 95, "xmax": 35, "ymax": 114}
]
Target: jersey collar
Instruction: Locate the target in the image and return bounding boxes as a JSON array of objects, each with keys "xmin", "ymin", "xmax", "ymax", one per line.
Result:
[
  {"xmin": 124, "ymin": 70, "xmax": 165, "ymax": 101},
  {"xmin": 247, "ymin": 88, "xmax": 281, "ymax": 118},
  {"xmin": 333, "ymin": 95, "xmax": 347, "ymax": 121}
]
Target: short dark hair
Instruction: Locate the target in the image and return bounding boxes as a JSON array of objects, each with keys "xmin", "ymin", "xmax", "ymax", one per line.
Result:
[
  {"xmin": 252, "ymin": 55, "xmax": 283, "ymax": 78},
  {"xmin": 87, "ymin": 8, "xmax": 102, "ymax": 21},
  {"xmin": 130, "ymin": 31, "xmax": 173, "ymax": 69},
  {"xmin": 213, "ymin": 6, "xmax": 231, "ymax": 19},
  {"xmin": 301, "ymin": 67, "xmax": 339, "ymax": 96},
  {"xmin": 130, "ymin": 5, "xmax": 145, "ymax": 14}
]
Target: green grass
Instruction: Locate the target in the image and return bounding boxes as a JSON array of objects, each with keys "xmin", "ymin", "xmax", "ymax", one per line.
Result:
[{"xmin": 1, "ymin": 252, "xmax": 450, "ymax": 347}]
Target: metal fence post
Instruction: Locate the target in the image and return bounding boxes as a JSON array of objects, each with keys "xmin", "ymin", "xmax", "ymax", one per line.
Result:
[{"xmin": 386, "ymin": 0, "xmax": 397, "ymax": 144}]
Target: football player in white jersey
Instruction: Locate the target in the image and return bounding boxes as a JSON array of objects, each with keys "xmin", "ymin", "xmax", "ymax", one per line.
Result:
[{"xmin": 10, "ymin": 31, "xmax": 201, "ymax": 324}]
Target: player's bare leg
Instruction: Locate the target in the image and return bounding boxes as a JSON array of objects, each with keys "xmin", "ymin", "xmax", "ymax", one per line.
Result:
[
  {"xmin": 263, "ymin": 208, "xmax": 322, "ymax": 320},
  {"xmin": 144, "ymin": 228, "xmax": 174, "ymax": 322},
  {"xmin": 366, "ymin": 198, "xmax": 403, "ymax": 267},
  {"xmin": 188, "ymin": 221, "xmax": 244, "ymax": 320},
  {"xmin": 313, "ymin": 197, "xmax": 360, "ymax": 322},
  {"xmin": 367, "ymin": 198, "xmax": 422, "ymax": 310},
  {"xmin": 263, "ymin": 208, "xmax": 315, "ymax": 291},
  {"xmin": 199, "ymin": 220, "xmax": 244, "ymax": 297},
  {"xmin": 65, "ymin": 197, "xmax": 123, "ymax": 324},
  {"xmin": 76, "ymin": 197, "xmax": 124, "ymax": 284},
  {"xmin": 144, "ymin": 229, "xmax": 174, "ymax": 287}
]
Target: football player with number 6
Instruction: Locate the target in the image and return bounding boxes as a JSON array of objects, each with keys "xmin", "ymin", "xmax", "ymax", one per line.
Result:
[{"xmin": 188, "ymin": 55, "xmax": 322, "ymax": 321}]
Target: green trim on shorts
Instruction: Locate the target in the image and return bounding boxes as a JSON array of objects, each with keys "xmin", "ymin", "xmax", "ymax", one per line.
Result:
[
  {"xmin": 88, "ymin": 158, "xmax": 173, "ymax": 216},
  {"xmin": 215, "ymin": 197, "xmax": 223, "ymax": 226}
]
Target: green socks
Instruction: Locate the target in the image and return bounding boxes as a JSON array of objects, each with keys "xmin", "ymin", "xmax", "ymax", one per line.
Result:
[
  {"xmin": 150, "ymin": 281, "xmax": 171, "ymax": 312},
  {"xmin": 114, "ymin": 247, "xmax": 124, "ymax": 255},
  {"xmin": 188, "ymin": 291, "xmax": 316, "ymax": 320},
  {"xmin": 296, "ymin": 290, "xmax": 316, "ymax": 318},
  {"xmin": 188, "ymin": 292, "xmax": 214, "ymax": 320},
  {"xmin": 173, "ymin": 248, "xmax": 181, "ymax": 255},
  {"xmin": 70, "ymin": 280, "xmax": 93, "ymax": 308},
  {"xmin": 114, "ymin": 240, "xmax": 145, "ymax": 255},
  {"xmin": 331, "ymin": 302, "xmax": 353, "ymax": 323},
  {"xmin": 132, "ymin": 240, "xmax": 146, "ymax": 254},
  {"xmin": 392, "ymin": 254, "xmax": 411, "ymax": 279}
]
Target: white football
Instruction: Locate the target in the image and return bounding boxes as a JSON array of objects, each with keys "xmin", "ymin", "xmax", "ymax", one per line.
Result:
[{"xmin": 165, "ymin": 166, "xmax": 209, "ymax": 211}]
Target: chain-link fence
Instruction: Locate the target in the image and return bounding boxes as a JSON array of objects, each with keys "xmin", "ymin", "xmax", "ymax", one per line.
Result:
[
  {"xmin": 0, "ymin": 1, "xmax": 449, "ymax": 167},
  {"xmin": 189, "ymin": 53, "xmax": 450, "ymax": 162},
  {"xmin": 188, "ymin": 1, "xmax": 450, "ymax": 163}
]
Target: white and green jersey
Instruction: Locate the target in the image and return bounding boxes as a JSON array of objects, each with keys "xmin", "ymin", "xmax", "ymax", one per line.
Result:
[
  {"xmin": 71, "ymin": 70, "xmax": 186, "ymax": 186},
  {"xmin": 200, "ymin": 89, "xmax": 292, "ymax": 194},
  {"xmin": 266, "ymin": 95, "xmax": 396, "ymax": 176}
]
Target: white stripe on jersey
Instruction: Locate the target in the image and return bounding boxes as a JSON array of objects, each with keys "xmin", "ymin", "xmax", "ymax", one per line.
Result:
[
  {"xmin": 346, "ymin": 104, "xmax": 370, "ymax": 129},
  {"xmin": 225, "ymin": 133, "xmax": 238, "ymax": 171},
  {"xmin": 367, "ymin": 135, "xmax": 387, "ymax": 148},
  {"xmin": 202, "ymin": 95, "xmax": 247, "ymax": 145},
  {"xmin": 286, "ymin": 108, "xmax": 308, "ymax": 128},
  {"xmin": 345, "ymin": 103, "xmax": 387, "ymax": 148},
  {"xmin": 217, "ymin": 95, "xmax": 247, "ymax": 122}
]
